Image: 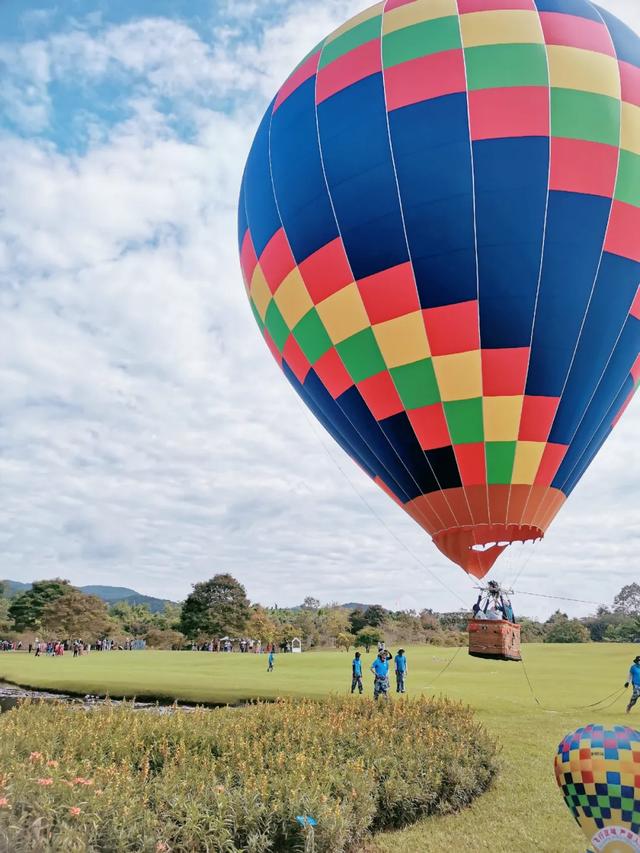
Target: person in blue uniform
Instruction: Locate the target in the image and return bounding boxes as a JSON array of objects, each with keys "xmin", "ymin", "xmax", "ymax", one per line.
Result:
[
  {"xmin": 267, "ymin": 648, "xmax": 275, "ymax": 672},
  {"xmin": 625, "ymin": 656, "xmax": 640, "ymax": 713},
  {"xmin": 394, "ymin": 649, "xmax": 407, "ymax": 694},
  {"xmin": 371, "ymin": 649, "xmax": 391, "ymax": 701},
  {"xmin": 351, "ymin": 651, "xmax": 363, "ymax": 694}
]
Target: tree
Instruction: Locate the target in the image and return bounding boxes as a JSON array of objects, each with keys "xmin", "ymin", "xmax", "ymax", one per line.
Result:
[
  {"xmin": 363, "ymin": 605, "xmax": 386, "ymax": 628},
  {"xmin": 614, "ymin": 584, "xmax": 640, "ymax": 616},
  {"xmin": 348, "ymin": 608, "xmax": 367, "ymax": 635},
  {"xmin": 179, "ymin": 574, "xmax": 250, "ymax": 641},
  {"xmin": 40, "ymin": 590, "xmax": 113, "ymax": 639},
  {"xmin": 544, "ymin": 619, "xmax": 590, "ymax": 643},
  {"xmin": 9, "ymin": 579, "xmax": 73, "ymax": 632},
  {"xmin": 109, "ymin": 601, "xmax": 154, "ymax": 637},
  {"xmin": 301, "ymin": 597, "xmax": 320, "ymax": 611},
  {"xmin": 144, "ymin": 627, "xmax": 185, "ymax": 649},
  {"xmin": 246, "ymin": 607, "xmax": 277, "ymax": 644},
  {"xmin": 336, "ymin": 632, "xmax": 356, "ymax": 651},
  {"xmin": 355, "ymin": 627, "xmax": 382, "ymax": 653}
]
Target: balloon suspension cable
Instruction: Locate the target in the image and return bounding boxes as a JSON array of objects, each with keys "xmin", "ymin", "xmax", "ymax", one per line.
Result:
[
  {"xmin": 519, "ymin": 647, "xmax": 627, "ymax": 713},
  {"xmin": 512, "ymin": 589, "xmax": 609, "ymax": 608},
  {"xmin": 295, "ymin": 400, "xmax": 473, "ymax": 607},
  {"xmin": 424, "ymin": 644, "xmax": 464, "ymax": 690}
]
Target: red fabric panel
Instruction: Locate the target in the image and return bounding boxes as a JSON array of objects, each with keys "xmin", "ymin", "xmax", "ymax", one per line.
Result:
[{"xmin": 469, "ymin": 87, "xmax": 549, "ymax": 140}]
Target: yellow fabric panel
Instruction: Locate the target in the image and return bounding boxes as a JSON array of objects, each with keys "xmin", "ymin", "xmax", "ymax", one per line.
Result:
[
  {"xmin": 326, "ymin": 2, "xmax": 384, "ymax": 43},
  {"xmin": 372, "ymin": 310, "xmax": 430, "ymax": 368},
  {"xmin": 432, "ymin": 350, "xmax": 482, "ymax": 401},
  {"xmin": 511, "ymin": 441, "xmax": 546, "ymax": 485},
  {"xmin": 273, "ymin": 268, "xmax": 313, "ymax": 329},
  {"xmin": 383, "ymin": 0, "xmax": 457, "ymax": 34},
  {"xmin": 621, "ymin": 102, "xmax": 640, "ymax": 155},
  {"xmin": 547, "ymin": 45, "xmax": 620, "ymax": 99},
  {"xmin": 460, "ymin": 11, "xmax": 543, "ymax": 48},
  {"xmin": 316, "ymin": 282, "xmax": 369, "ymax": 344},
  {"xmin": 483, "ymin": 396, "xmax": 523, "ymax": 442},
  {"xmin": 250, "ymin": 265, "xmax": 272, "ymax": 322}
]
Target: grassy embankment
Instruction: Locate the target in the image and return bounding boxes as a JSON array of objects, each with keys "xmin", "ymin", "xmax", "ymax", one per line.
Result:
[{"xmin": 1, "ymin": 643, "xmax": 636, "ymax": 852}]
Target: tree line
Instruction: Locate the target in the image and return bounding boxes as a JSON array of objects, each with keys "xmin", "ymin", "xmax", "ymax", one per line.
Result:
[{"xmin": 2, "ymin": 575, "xmax": 640, "ymax": 649}]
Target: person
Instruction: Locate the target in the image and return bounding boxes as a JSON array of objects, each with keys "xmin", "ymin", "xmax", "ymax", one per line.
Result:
[
  {"xmin": 267, "ymin": 648, "xmax": 275, "ymax": 672},
  {"xmin": 371, "ymin": 649, "xmax": 390, "ymax": 702},
  {"xmin": 351, "ymin": 651, "xmax": 363, "ymax": 695},
  {"xmin": 394, "ymin": 648, "xmax": 407, "ymax": 694},
  {"xmin": 625, "ymin": 656, "xmax": 640, "ymax": 713}
]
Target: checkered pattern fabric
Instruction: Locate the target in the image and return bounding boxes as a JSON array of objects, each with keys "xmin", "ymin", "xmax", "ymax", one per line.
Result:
[
  {"xmin": 555, "ymin": 725, "xmax": 640, "ymax": 851},
  {"xmin": 238, "ymin": 0, "xmax": 640, "ymax": 578}
]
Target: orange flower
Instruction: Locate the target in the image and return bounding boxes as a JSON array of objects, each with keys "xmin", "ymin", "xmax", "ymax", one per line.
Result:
[
  {"xmin": 37, "ymin": 778, "xmax": 53, "ymax": 786},
  {"xmin": 156, "ymin": 843, "xmax": 169, "ymax": 852},
  {"xmin": 0, "ymin": 798, "xmax": 9, "ymax": 808},
  {"xmin": 73, "ymin": 777, "xmax": 94, "ymax": 786},
  {"xmin": 29, "ymin": 752, "xmax": 43, "ymax": 762},
  {"xmin": 215, "ymin": 785, "xmax": 225, "ymax": 794},
  {"xmin": 69, "ymin": 807, "xmax": 81, "ymax": 817},
  {"xmin": 46, "ymin": 760, "xmax": 58, "ymax": 768}
]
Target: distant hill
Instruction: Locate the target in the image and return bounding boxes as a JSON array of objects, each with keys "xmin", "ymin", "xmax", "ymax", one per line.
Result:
[{"xmin": 1, "ymin": 581, "xmax": 175, "ymax": 613}]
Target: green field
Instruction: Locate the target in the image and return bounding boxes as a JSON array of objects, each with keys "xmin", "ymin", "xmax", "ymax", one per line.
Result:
[{"xmin": 1, "ymin": 643, "xmax": 637, "ymax": 852}]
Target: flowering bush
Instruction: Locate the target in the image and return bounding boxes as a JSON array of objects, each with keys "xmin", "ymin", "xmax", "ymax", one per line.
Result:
[{"xmin": 0, "ymin": 697, "xmax": 497, "ymax": 851}]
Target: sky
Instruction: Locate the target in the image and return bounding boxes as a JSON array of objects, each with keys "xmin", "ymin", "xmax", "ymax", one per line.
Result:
[{"xmin": 0, "ymin": 0, "xmax": 638, "ymax": 619}]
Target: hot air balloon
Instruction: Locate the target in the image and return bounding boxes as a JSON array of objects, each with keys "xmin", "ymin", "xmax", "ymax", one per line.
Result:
[
  {"xmin": 555, "ymin": 725, "xmax": 640, "ymax": 852},
  {"xmin": 238, "ymin": 0, "xmax": 640, "ymax": 580}
]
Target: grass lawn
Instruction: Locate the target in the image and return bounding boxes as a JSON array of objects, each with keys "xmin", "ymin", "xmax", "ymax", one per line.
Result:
[{"xmin": 1, "ymin": 643, "xmax": 637, "ymax": 852}]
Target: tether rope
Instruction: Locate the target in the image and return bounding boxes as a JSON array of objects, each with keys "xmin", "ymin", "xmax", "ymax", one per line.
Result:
[{"xmin": 519, "ymin": 646, "xmax": 626, "ymax": 713}]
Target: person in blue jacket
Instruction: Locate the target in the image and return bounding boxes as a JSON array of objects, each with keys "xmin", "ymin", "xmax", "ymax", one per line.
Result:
[
  {"xmin": 267, "ymin": 647, "xmax": 275, "ymax": 672},
  {"xmin": 351, "ymin": 651, "xmax": 363, "ymax": 694},
  {"xmin": 625, "ymin": 655, "xmax": 640, "ymax": 713},
  {"xmin": 394, "ymin": 648, "xmax": 407, "ymax": 694},
  {"xmin": 371, "ymin": 649, "xmax": 391, "ymax": 701}
]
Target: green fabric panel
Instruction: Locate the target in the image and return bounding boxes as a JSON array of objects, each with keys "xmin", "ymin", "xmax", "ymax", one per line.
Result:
[
  {"xmin": 293, "ymin": 309, "xmax": 333, "ymax": 364},
  {"xmin": 320, "ymin": 17, "xmax": 382, "ymax": 68},
  {"xmin": 250, "ymin": 300, "xmax": 264, "ymax": 331},
  {"xmin": 465, "ymin": 43, "xmax": 548, "ymax": 91},
  {"xmin": 551, "ymin": 89, "xmax": 620, "ymax": 147},
  {"xmin": 382, "ymin": 17, "xmax": 461, "ymax": 69},
  {"xmin": 443, "ymin": 398, "xmax": 484, "ymax": 444},
  {"xmin": 485, "ymin": 441, "xmax": 516, "ymax": 484},
  {"xmin": 390, "ymin": 358, "xmax": 440, "ymax": 409},
  {"xmin": 615, "ymin": 150, "xmax": 640, "ymax": 207},
  {"xmin": 265, "ymin": 301, "xmax": 290, "ymax": 352},
  {"xmin": 336, "ymin": 327, "xmax": 386, "ymax": 383}
]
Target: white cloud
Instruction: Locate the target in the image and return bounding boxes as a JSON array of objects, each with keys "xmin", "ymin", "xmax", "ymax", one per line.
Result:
[{"xmin": 0, "ymin": 0, "xmax": 638, "ymax": 620}]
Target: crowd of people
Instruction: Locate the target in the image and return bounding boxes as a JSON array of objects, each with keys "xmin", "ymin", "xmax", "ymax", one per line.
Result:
[{"xmin": 350, "ymin": 644, "xmax": 407, "ymax": 701}]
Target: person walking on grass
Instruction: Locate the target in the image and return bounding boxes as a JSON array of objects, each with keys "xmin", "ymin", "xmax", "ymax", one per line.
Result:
[
  {"xmin": 371, "ymin": 649, "xmax": 391, "ymax": 701},
  {"xmin": 267, "ymin": 647, "xmax": 275, "ymax": 672},
  {"xmin": 351, "ymin": 651, "xmax": 363, "ymax": 694},
  {"xmin": 625, "ymin": 655, "xmax": 640, "ymax": 713},
  {"xmin": 394, "ymin": 648, "xmax": 407, "ymax": 694}
]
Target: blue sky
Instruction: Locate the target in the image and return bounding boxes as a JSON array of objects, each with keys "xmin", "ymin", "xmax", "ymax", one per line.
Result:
[{"xmin": 0, "ymin": 0, "xmax": 638, "ymax": 618}]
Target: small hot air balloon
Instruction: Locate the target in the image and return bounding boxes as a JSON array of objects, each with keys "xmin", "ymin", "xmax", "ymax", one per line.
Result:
[
  {"xmin": 555, "ymin": 725, "xmax": 640, "ymax": 853},
  {"xmin": 238, "ymin": 0, "xmax": 640, "ymax": 579}
]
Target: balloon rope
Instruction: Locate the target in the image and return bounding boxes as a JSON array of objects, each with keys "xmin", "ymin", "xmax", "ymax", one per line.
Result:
[
  {"xmin": 519, "ymin": 647, "xmax": 626, "ymax": 712},
  {"xmin": 513, "ymin": 589, "xmax": 608, "ymax": 608},
  {"xmin": 296, "ymin": 401, "xmax": 473, "ymax": 606},
  {"xmin": 424, "ymin": 645, "xmax": 464, "ymax": 690}
]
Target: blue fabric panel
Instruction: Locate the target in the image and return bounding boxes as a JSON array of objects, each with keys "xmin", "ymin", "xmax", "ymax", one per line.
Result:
[
  {"xmin": 389, "ymin": 94, "xmax": 476, "ymax": 308},
  {"xmin": 238, "ymin": 175, "xmax": 248, "ymax": 249},
  {"xmin": 473, "ymin": 137, "xmax": 549, "ymax": 348},
  {"xmin": 594, "ymin": 5, "xmax": 640, "ymax": 64},
  {"xmin": 317, "ymin": 74, "xmax": 409, "ymax": 280},
  {"xmin": 283, "ymin": 364, "xmax": 376, "ymax": 480},
  {"xmin": 270, "ymin": 78, "xmax": 338, "ymax": 263},
  {"xmin": 378, "ymin": 412, "xmax": 441, "ymax": 494},
  {"xmin": 533, "ymin": 0, "xmax": 602, "ymax": 22},
  {"xmin": 552, "ymin": 315, "xmax": 638, "ymax": 490},
  {"xmin": 243, "ymin": 101, "xmax": 281, "ymax": 257},
  {"xmin": 337, "ymin": 385, "xmax": 423, "ymax": 500},
  {"xmin": 526, "ymin": 191, "xmax": 612, "ymax": 396},
  {"xmin": 549, "ymin": 253, "xmax": 640, "ymax": 443},
  {"xmin": 559, "ymin": 376, "xmax": 634, "ymax": 495}
]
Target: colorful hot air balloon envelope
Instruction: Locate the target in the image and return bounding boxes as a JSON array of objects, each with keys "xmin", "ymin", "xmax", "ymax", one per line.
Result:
[
  {"xmin": 238, "ymin": 0, "xmax": 640, "ymax": 578},
  {"xmin": 555, "ymin": 725, "xmax": 640, "ymax": 853}
]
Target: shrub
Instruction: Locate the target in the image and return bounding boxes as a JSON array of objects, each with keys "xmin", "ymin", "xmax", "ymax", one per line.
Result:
[{"xmin": 0, "ymin": 696, "xmax": 498, "ymax": 852}]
